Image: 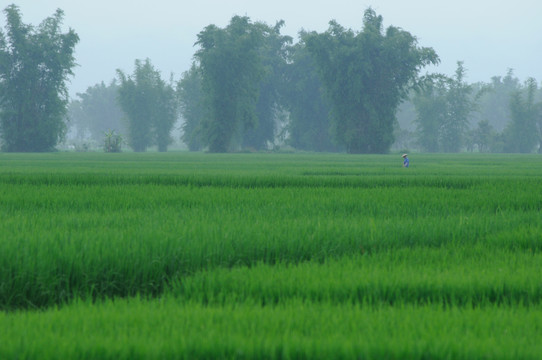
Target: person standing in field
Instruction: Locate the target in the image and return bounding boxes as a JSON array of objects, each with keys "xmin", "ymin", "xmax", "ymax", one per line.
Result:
[{"xmin": 402, "ymin": 154, "xmax": 409, "ymax": 168}]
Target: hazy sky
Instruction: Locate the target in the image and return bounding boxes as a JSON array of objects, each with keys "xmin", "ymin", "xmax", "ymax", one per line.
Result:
[{"xmin": 4, "ymin": 0, "xmax": 541, "ymax": 97}]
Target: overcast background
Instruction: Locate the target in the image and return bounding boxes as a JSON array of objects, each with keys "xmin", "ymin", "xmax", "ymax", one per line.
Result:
[{"xmin": 4, "ymin": 0, "xmax": 541, "ymax": 97}]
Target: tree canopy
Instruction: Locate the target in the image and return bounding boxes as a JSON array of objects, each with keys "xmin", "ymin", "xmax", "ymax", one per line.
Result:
[
  {"xmin": 194, "ymin": 16, "xmax": 267, "ymax": 152},
  {"xmin": 304, "ymin": 8, "xmax": 439, "ymax": 153},
  {"xmin": 68, "ymin": 81, "xmax": 125, "ymax": 142},
  {"xmin": 0, "ymin": 4, "xmax": 79, "ymax": 152},
  {"xmin": 504, "ymin": 78, "xmax": 540, "ymax": 153},
  {"xmin": 177, "ymin": 63, "xmax": 205, "ymax": 151},
  {"xmin": 117, "ymin": 59, "xmax": 177, "ymax": 152},
  {"xmin": 413, "ymin": 62, "xmax": 480, "ymax": 152},
  {"xmin": 5, "ymin": 5, "xmax": 540, "ymax": 154},
  {"xmin": 242, "ymin": 21, "xmax": 292, "ymax": 150},
  {"xmin": 283, "ymin": 37, "xmax": 337, "ymax": 152}
]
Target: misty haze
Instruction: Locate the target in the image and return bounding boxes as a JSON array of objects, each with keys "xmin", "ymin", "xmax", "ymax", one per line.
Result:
[{"xmin": 1, "ymin": 1, "xmax": 541, "ymax": 358}]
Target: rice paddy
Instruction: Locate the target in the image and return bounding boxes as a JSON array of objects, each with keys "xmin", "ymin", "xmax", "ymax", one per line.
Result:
[{"xmin": 1, "ymin": 152, "xmax": 541, "ymax": 359}]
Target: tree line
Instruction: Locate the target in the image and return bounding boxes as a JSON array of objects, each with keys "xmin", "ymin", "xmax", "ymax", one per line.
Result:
[
  {"xmin": 180, "ymin": 11, "xmax": 438, "ymax": 154},
  {"xmin": 1, "ymin": 4, "xmax": 541, "ymax": 153},
  {"xmin": 402, "ymin": 66, "xmax": 542, "ymax": 153}
]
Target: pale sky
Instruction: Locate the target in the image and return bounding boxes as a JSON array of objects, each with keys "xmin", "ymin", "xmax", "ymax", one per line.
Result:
[{"xmin": 3, "ymin": 0, "xmax": 541, "ymax": 97}]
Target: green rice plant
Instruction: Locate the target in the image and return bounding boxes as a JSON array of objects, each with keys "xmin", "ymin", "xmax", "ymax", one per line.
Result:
[
  {"xmin": 1, "ymin": 298, "xmax": 542, "ymax": 359},
  {"xmin": 1, "ymin": 152, "xmax": 542, "ymax": 309},
  {"xmin": 171, "ymin": 249, "xmax": 542, "ymax": 307},
  {"xmin": 1, "ymin": 152, "xmax": 542, "ymax": 358}
]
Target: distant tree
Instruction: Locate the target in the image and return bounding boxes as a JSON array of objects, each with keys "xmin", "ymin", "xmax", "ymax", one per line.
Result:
[
  {"xmin": 412, "ymin": 76, "xmax": 448, "ymax": 152},
  {"xmin": 195, "ymin": 16, "xmax": 265, "ymax": 152},
  {"xmin": 304, "ymin": 8, "xmax": 439, "ymax": 153},
  {"xmin": 503, "ymin": 77, "xmax": 540, "ymax": 153},
  {"xmin": 474, "ymin": 69, "xmax": 520, "ymax": 132},
  {"xmin": 538, "ymin": 85, "xmax": 542, "ymax": 153},
  {"xmin": 489, "ymin": 132, "xmax": 507, "ymax": 153},
  {"xmin": 67, "ymin": 81, "xmax": 125, "ymax": 142},
  {"xmin": 117, "ymin": 59, "xmax": 177, "ymax": 152},
  {"xmin": 242, "ymin": 21, "xmax": 292, "ymax": 151},
  {"xmin": 413, "ymin": 62, "xmax": 482, "ymax": 152},
  {"xmin": 103, "ymin": 129, "xmax": 123, "ymax": 153},
  {"xmin": 117, "ymin": 60, "xmax": 155, "ymax": 151},
  {"xmin": 283, "ymin": 37, "xmax": 338, "ymax": 152},
  {"xmin": 0, "ymin": 5, "xmax": 79, "ymax": 152},
  {"xmin": 471, "ymin": 119, "xmax": 494, "ymax": 153},
  {"xmin": 177, "ymin": 63, "xmax": 205, "ymax": 151},
  {"xmin": 440, "ymin": 62, "xmax": 479, "ymax": 152},
  {"xmin": 154, "ymin": 74, "xmax": 178, "ymax": 152}
]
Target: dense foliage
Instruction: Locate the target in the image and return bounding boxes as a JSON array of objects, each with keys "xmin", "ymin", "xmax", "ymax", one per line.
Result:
[
  {"xmin": 413, "ymin": 62, "xmax": 480, "ymax": 152},
  {"xmin": 67, "ymin": 81, "xmax": 125, "ymax": 142},
  {"xmin": 117, "ymin": 59, "xmax": 177, "ymax": 152},
  {"xmin": 242, "ymin": 21, "xmax": 291, "ymax": 150},
  {"xmin": 0, "ymin": 5, "xmax": 78, "ymax": 152},
  {"xmin": 504, "ymin": 77, "xmax": 540, "ymax": 153},
  {"xmin": 283, "ymin": 38, "xmax": 338, "ymax": 152},
  {"xmin": 177, "ymin": 63, "xmax": 205, "ymax": 151},
  {"xmin": 3, "ymin": 5, "xmax": 540, "ymax": 154},
  {"xmin": 185, "ymin": 9, "xmax": 441, "ymax": 153},
  {"xmin": 193, "ymin": 17, "xmax": 293, "ymax": 152},
  {"xmin": 194, "ymin": 16, "xmax": 265, "ymax": 152},
  {"xmin": 409, "ymin": 68, "xmax": 542, "ymax": 153},
  {"xmin": 304, "ymin": 8, "xmax": 439, "ymax": 153}
]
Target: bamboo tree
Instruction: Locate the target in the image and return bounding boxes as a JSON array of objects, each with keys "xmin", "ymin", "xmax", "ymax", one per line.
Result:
[
  {"xmin": 284, "ymin": 37, "xmax": 337, "ymax": 152},
  {"xmin": 439, "ymin": 62, "xmax": 478, "ymax": 152},
  {"xmin": 0, "ymin": 5, "xmax": 79, "ymax": 152},
  {"xmin": 412, "ymin": 76, "xmax": 448, "ymax": 152},
  {"xmin": 177, "ymin": 63, "xmax": 205, "ymax": 151},
  {"xmin": 242, "ymin": 21, "xmax": 292, "ymax": 150},
  {"xmin": 504, "ymin": 78, "xmax": 539, "ymax": 153},
  {"xmin": 68, "ymin": 81, "xmax": 125, "ymax": 143},
  {"xmin": 413, "ymin": 63, "xmax": 482, "ymax": 152},
  {"xmin": 117, "ymin": 59, "xmax": 177, "ymax": 152},
  {"xmin": 305, "ymin": 8, "xmax": 439, "ymax": 153},
  {"xmin": 194, "ymin": 16, "xmax": 265, "ymax": 152}
]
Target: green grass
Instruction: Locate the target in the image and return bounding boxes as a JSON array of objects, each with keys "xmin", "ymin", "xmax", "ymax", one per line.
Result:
[
  {"xmin": 173, "ymin": 250, "xmax": 542, "ymax": 307},
  {"xmin": 1, "ymin": 152, "xmax": 541, "ymax": 358},
  {"xmin": 3, "ymin": 300, "xmax": 542, "ymax": 359}
]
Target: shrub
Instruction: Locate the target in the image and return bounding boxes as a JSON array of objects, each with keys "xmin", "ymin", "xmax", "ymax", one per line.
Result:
[{"xmin": 103, "ymin": 130, "xmax": 123, "ymax": 152}]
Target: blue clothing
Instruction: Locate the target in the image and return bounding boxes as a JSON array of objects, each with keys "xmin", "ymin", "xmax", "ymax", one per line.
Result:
[{"xmin": 403, "ymin": 157, "xmax": 409, "ymax": 167}]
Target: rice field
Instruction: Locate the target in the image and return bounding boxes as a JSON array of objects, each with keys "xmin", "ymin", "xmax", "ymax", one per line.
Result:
[{"xmin": 1, "ymin": 152, "xmax": 541, "ymax": 359}]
